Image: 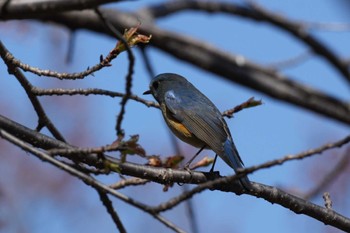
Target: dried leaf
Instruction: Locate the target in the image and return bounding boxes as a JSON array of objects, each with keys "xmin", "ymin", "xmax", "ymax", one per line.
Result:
[
  {"xmin": 147, "ymin": 156, "xmax": 162, "ymax": 167},
  {"xmin": 164, "ymin": 155, "xmax": 184, "ymax": 168},
  {"xmin": 120, "ymin": 135, "xmax": 146, "ymax": 157}
]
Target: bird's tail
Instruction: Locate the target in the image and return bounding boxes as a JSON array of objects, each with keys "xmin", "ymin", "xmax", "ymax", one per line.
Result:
[{"xmin": 223, "ymin": 139, "xmax": 252, "ymax": 190}]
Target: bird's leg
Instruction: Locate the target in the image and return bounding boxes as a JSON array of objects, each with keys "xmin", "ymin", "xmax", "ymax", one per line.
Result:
[
  {"xmin": 209, "ymin": 154, "xmax": 218, "ymax": 172},
  {"xmin": 184, "ymin": 145, "xmax": 205, "ymax": 170}
]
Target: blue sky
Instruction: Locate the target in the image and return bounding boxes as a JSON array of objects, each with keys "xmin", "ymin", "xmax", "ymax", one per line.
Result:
[{"xmin": 1, "ymin": 0, "xmax": 349, "ymax": 233}]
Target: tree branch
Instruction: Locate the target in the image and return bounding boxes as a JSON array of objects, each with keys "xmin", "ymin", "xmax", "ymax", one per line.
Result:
[
  {"xmin": 303, "ymin": 148, "xmax": 350, "ymax": 200},
  {"xmin": 31, "ymin": 87, "xmax": 159, "ymax": 108},
  {"xmin": 0, "ymin": 128, "xmax": 186, "ymax": 233},
  {"xmin": 0, "ymin": 40, "xmax": 66, "ymax": 141},
  {"xmin": 93, "ymin": 7, "xmax": 136, "ymax": 136},
  {"xmin": 142, "ymin": 1, "xmax": 350, "ymax": 84},
  {"xmin": 0, "ymin": 0, "xmax": 123, "ymax": 17},
  {"xmin": 5, "ymin": 8, "xmax": 347, "ymax": 125},
  {"xmin": 1, "ymin": 114, "xmax": 350, "ymax": 231},
  {"xmin": 97, "ymin": 190, "xmax": 127, "ymax": 233}
]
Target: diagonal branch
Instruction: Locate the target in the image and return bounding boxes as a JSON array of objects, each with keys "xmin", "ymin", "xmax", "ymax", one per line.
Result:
[
  {"xmin": 1, "ymin": 114, "xmax": 350, "ymax": 231},
  {"xmin": 142, "ymin": 1, "xmax": 350, "ymax": 85},
  {"xmin": 303, "ymin": 148, "xmax": 350, "ymax": 200},
  {"xmin": 0, "ymin": 128, "xmax": 186, "ymax": 233},
  {"xmin": 93, "ymin": 8, "xmax": 135, "ymax": 136},
  {"xmin": 0, "ymin": 40, "xmax": 65, "ymax": 141},
  {"xmin": 242, "ymin": 136, "xmax": 350, "ymax": 174},
  {"xmin": 97, "ymin": 190, "xmax": 127, "ymax": 233},
  {"xmin": 149, "ymin": 176, "xmax": 350, "ymax": 232},
  {"xmin": 11, "ymin": 9, "xmax": 349, "ymax": 125}
]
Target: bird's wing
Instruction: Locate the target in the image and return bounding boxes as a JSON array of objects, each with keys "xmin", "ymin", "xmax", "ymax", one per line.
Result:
[{"xmin": 164, "ymin": 90, "xmax": 227, "ymax": 154}]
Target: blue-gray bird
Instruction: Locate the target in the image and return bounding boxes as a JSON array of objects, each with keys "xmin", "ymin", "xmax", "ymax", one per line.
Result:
[{"xmin": 144, "ymin": 73, "xmax": 251, "ymax": 190}]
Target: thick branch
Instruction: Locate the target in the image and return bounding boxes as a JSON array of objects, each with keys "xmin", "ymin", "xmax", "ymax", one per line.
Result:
[
  {"xmin": 0, "ymin": 0, "xmax": 121, "ymax": 18},
  {"xmin": 1, "ymin": 114, "xmax": 350, "ymax": 231},
  {"xmin": 142, "ymin": 1, "xmax": 350, "ymax": 84},
  {"xmin": 3, "ymin": 9, "xmax": 347, "ymax": 125}
]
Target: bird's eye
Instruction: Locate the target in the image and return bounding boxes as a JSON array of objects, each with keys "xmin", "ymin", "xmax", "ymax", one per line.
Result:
[{"xmin": 152, "ymin": 81, "xmax": 159, "ymax": 90}]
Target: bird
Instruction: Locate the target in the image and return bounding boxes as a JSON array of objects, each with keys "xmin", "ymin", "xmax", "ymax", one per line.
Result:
[{"xmin": 143, "ymin": 73, "xmax": 251, "ymax": 190}]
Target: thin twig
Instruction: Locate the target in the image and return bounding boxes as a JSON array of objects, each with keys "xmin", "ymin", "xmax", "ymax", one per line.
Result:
[
  {"xmin": 303, "ymin": 148, "xmax": 350, "ymax": 200},
  {"xmin": 47, "ymin": 145, "xmax": 116, "ymax": 156},
  {"xmin": 222, "ymin": 97, "xmax": 262, "ymax": 118},
  {"xmin": 31, "ymin": 87, "xmax": 159, "ymax": 108},
  {"xmin": 2, "ymin": 46, "xmax": 108, "ymax": 79},
  {"xmin": 97, "ymin": 190, "xmax": 127, "ymax": 233},
  {"xmin": 265, "ymin": 50, "xmax": 312, "ymax": 70},
  {"xmin": 94, "ymin": 8, "xmax": 135, "ymax": 137},
  {"xmin": 139, "ymin": 46, "xmax": 156, "ymax": 79},
  {"xmin": 242, "ymin": 135, "xmax": 350, "ymax": 175},
  {"xmin": 0, "ymin": 40, "xmax": 65, "ymax": 141},
  {"xmin": 152, "ymin": 214, "xmax": 186, "ymax": 233}
]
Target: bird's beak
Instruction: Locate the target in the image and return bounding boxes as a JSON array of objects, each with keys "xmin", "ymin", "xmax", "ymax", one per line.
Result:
[{"xmin": 143, "ymin": 90, "xmax": 151, "ymax": 95}]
